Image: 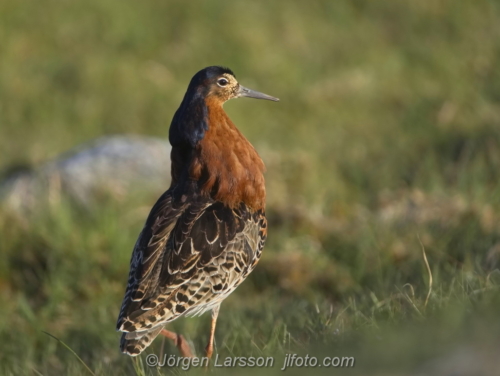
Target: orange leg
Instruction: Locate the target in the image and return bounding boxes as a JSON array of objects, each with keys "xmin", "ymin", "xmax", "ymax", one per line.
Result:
[
  {"xmin": 205, "ymin": 305, "xmax": 220, "ymax": 360},
  {"xmin": 160, "ymin": 329, "xmax": 195, "ymax": 358}
]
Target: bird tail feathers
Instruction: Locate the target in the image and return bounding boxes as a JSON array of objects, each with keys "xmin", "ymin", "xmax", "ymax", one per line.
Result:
[{"xmin": 120, "ymin": 326, "xmax": 163, "ymax": 356}]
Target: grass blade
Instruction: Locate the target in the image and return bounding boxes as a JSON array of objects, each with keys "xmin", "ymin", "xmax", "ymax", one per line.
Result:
[{"xmin": 42, "ymin": 331, "xmax": 96, "ymax": 376}]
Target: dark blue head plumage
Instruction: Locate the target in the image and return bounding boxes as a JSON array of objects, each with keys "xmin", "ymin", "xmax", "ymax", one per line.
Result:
[{"xmin": 187, "ymin": 66, "xmax": 235, "ymax": 91}]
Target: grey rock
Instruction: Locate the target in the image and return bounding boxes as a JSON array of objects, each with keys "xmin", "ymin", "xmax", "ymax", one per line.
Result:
[{"xmin": 0, "ymin": 135, "xmax": 171, "ymax": 212}]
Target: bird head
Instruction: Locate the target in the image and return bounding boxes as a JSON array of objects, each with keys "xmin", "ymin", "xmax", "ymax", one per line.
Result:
[
  {"xmin": 187, "ymin": 66, "xmax": 279, "ymax": 104},
  {"xmin": 170, "ymin": 66, "xmax": 278, "ymax": 149}
]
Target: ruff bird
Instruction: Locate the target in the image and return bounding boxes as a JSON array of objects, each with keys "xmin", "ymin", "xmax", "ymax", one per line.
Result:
[{"xmin": 116, "ymin": 66, "xmax": 279, "ymax": 358}]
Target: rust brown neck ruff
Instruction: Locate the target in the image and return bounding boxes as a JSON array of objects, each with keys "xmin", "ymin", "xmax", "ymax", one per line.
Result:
[{"xmin": 169, "ymin": 66, "xmax": 266, "ymax": 211}]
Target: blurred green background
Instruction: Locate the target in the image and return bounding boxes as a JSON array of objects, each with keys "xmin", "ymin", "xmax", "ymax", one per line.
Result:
[{"xmin": 1, "ymin": 0, "xmax": 500, "ymax": 375}]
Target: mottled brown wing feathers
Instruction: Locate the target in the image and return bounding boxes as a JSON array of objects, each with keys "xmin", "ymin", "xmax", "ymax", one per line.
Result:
[
  {"xmin": 116, "ymin": 190, "xmax": 187, "ymax": 329},
  {"xmin": 117, "ymin": 192, "xmax": 265, "ymax": 341}
]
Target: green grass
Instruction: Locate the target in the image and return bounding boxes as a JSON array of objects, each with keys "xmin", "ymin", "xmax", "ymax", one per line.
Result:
[{"xmin": 2, "ymin": 0, "xmax": 500, "ymax": 374}]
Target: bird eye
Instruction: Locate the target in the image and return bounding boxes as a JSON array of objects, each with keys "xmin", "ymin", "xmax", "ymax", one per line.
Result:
[{"xmin": 217, "ymin": 78, "xmax": 228, "ymax": 87}]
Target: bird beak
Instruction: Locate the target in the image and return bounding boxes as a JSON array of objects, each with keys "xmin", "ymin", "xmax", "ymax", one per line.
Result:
[{"xmin": 237, "ymin": 85, "xmax": 279, "ymax": 102}]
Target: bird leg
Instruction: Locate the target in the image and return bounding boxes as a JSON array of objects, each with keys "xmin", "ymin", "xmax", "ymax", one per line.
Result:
[
  {"xmin": 205, "ymin": 305, "xmax": 220, "ymax": 360},
  {"xmin": 160, "ymin": 329, "xmax": 195, "ymax": 358}
]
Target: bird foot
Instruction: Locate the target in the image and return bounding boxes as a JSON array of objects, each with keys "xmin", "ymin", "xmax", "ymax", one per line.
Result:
[{"xmin": 160, "ymin": 329, "xmax": 195, "ymax": 358}]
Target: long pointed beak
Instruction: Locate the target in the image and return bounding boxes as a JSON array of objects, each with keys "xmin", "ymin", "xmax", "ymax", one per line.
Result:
[{"xmin": 237, "ymin": 85, "xmax": 279, "ymax": 102}]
